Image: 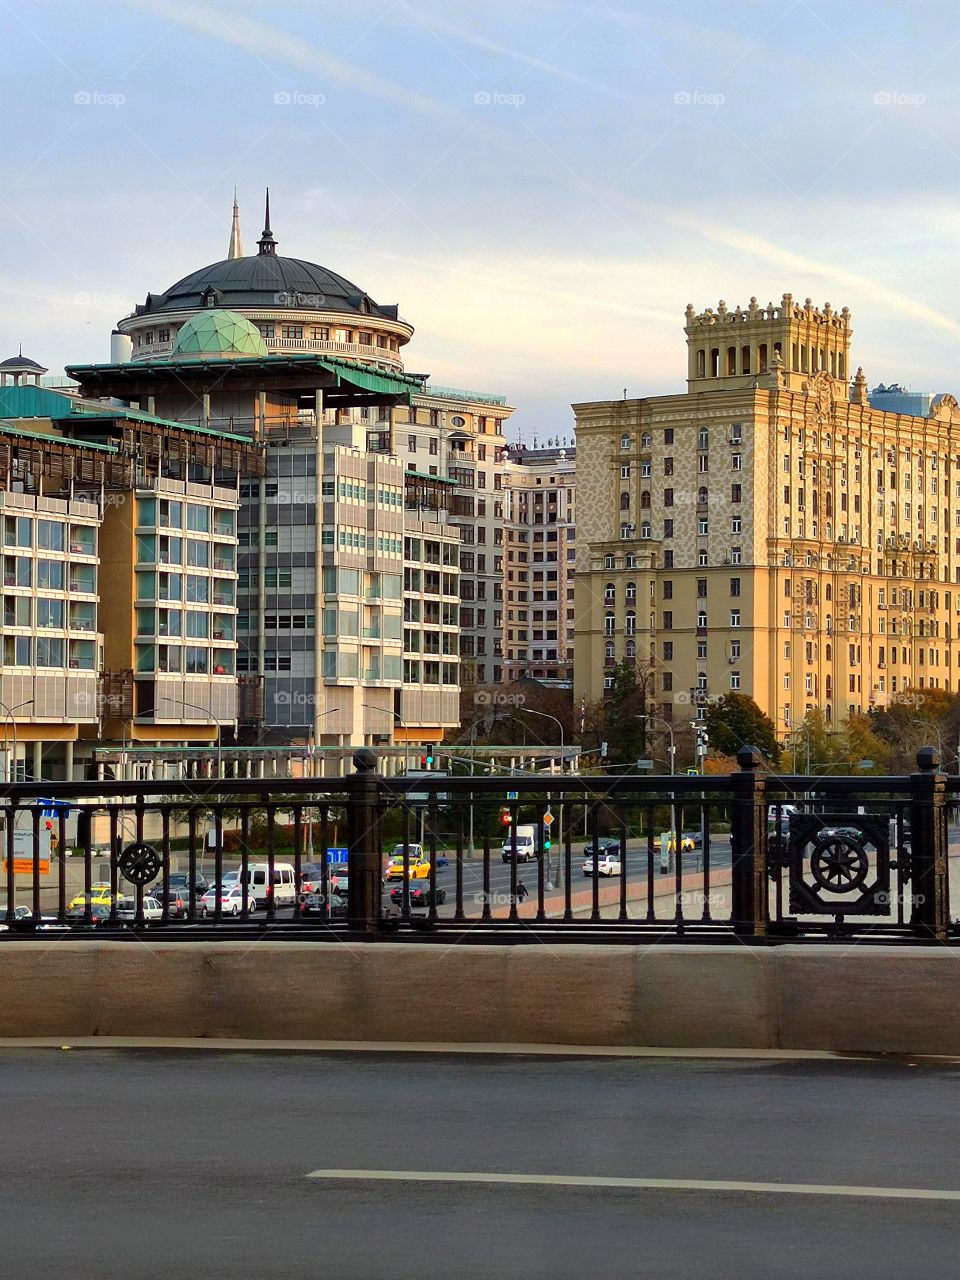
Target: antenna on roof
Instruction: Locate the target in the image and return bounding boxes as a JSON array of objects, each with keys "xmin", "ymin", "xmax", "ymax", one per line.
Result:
[{"xmin": 228, "ymin": 188, "xmax": 244, "ymax": 260}]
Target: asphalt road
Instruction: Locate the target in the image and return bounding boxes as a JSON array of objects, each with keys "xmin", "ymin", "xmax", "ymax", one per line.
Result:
[{"xmin": 3, "ymin": 1048, "xmax": 960, "ymax": 1279}]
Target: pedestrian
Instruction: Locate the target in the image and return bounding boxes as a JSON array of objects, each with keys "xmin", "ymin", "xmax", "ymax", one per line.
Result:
[{"xmin": 516, "ymin": 880, "xmax": 529, "ymax": 903}]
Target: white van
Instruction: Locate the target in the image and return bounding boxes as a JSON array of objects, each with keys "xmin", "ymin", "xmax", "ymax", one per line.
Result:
[
  {"xmin": 232, "ymin": 862, "xmax": 296, "ymax": 909},
  {"xmin": 501, "ymin": 824, "xmax": 538, "ymax": 863}
]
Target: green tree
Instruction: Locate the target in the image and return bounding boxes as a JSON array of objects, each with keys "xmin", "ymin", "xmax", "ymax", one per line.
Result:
[{"xmin": 704, "ymin": 693, "xmax": 780, "ymax": 764}]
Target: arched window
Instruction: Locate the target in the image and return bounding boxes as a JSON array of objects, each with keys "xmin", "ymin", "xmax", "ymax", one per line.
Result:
[
  {"xmin": 697, "ymin": 349, "xmax": 706, "ymax": 377},
  {"xmin": 604, "ymin": 612, "xmax": 616, "ymax": 635},
  {"xmin": 741, "ymin": 345, "xmax": 750, "ymax": 374},
  {"xmin": 710, "ymin": 348, "xmax": 720, "ymax": 377},
  {"xmin": 620, "ymin": 491, "xmax": 630, "ymax": 510},
  {"xmin": 697, "ymin": 486, "xmax": 708, "ymax": 505},
  {"xmin": 825, "ymin": 644, "xmax": 832, "ymax": 662},
  {"xmin": 758, "ymin": 342, "xmax": 768, "ymax": 372},
  {"xmin": 605, "ymin": 641, "xmax": 615, "ymax": 659},
  {"xmin": 838, "ymin": 353, "xmax": 845, "ymax": 379},
  {"xmin": 625, "ymin": 581, "xmax": 637, "ymax": 600},
  {"xmin": 640, "ymin": 491, "xmax": 651, "ymax": 509},
  {"xmin": 625, "ymin": 640, "xmax": 636, "ymax": 659},
  {"xmin": 620, "ymin": 433, "xmax": 631, "ymax": 450},
  {"xmin": 726, "ymin": 346, "xmax": 737, "ymax": 375},
  {"xmin": 825, "ymin": 583, "xmax": 832, "ymax": 601},
  {"xmin": 625, "ymin": 611, "xmax": 637, "ymax": 635},
  {"xmin": 640, "ymin": 522, "xmax": 651, "ymax": 539},
  {"xmin": 641, "ymin": 432, "xmax": 651, "ymax": 448},
  {"xmin": 825, "ymin": 614, "xmax": 833, "ymax": 633},
  {"xmin": 604, "ymin": 581, "xmax": 615, "ymax": 602}
]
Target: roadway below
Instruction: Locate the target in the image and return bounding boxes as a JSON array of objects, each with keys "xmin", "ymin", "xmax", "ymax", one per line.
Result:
[{"xmin": 3, "ymin": 1047, "xmax": 960, "ymax": 1278}]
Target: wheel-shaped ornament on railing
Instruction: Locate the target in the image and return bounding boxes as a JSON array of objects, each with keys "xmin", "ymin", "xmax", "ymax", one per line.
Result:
[
  {"xmin": 118, "ymin": 842, "xmax": 162, "ymax": 886},
  {"xmin": 809, "ymin": 834, "xmax": 869, "ymax": 894}
]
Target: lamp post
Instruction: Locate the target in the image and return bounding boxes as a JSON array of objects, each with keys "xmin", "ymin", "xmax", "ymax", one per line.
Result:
[
  {"xmin": 161, "ymin": 697, "xmax": 222, "ymax": 777},
  {"xmin": 306, "ymin": 706, "xmax": 343, "ymax": 859},
  {"xmin": 361, "ymin": 704, "xmax": 410, "ymax": 774},
  {"xmin": 518, "ymin": 707, "xmax": 566, "ymax": 888},
  {"xmin": 637, "ymin": 713, "xmax": 675, "ymax": 774},
  {"xmin": 0, "ymin": 699, "xmax": 33, "ymax": 784}
]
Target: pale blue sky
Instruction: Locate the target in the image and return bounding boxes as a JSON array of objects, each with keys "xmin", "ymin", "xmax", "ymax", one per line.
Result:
[{"xmin": 2, "ymin": 0, "xmax": 960, "ymax": 436}]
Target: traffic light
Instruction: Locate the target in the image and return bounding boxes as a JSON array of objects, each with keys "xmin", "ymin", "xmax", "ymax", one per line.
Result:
[
  {"xmin": 543, "ymin": 834, "xmax": 552, "ymax": 851},
  {"xmin": 420, "ymin": 755, "xmax": 427, "ymax": 768},
  {"xmin": 501, "ymin": 808, "xmax": 512, "ymax": 826},
  {"xmin": 426, "ymin": 750, "xmax": 434, "ymax": 767}
]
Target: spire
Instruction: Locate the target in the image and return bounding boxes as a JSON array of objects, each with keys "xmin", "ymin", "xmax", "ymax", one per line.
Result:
[
  {"xmin": 227, "ymin": 188, "xmax": 244, "ymax": 260},
  {"xmin": 257, "ymin": 187, "xmax": 277, "ymax": 255}
]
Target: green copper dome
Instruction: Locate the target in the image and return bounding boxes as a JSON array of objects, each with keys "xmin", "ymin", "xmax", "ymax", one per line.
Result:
[{"xmin": 171, "ymin": 310, "xmax": 268, "ymax": 358}]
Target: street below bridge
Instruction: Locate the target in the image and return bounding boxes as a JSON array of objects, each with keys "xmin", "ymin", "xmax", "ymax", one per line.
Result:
[{"xmin": 3, "ymin": 1047, "xmax": 960, "ymax": 1278}]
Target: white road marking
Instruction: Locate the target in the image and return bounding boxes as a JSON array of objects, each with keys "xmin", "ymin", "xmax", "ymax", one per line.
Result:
[{"xmin": 305, "ymin": 1169, "xmax": 960, "ymax": 1201}]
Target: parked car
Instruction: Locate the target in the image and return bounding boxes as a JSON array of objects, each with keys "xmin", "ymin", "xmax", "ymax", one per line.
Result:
[
  {"xmin": 389, "ymin": 882, "xmax": 447, "ymax": 908},
  {"xmin": 582, "ymin": 836, "xmax": 623, "ymax": 857},
  {"xmin": 329, "ymin": 869, "xmax": 348, "ymax": 897},
  {"xmin": 582, "ymin": 852, "xmax": 622, "ymax": 877},
  {"xmin": 0, "ymin": 904, "xmax": 30, "ymax": 922},
  {"xmin": 65, "ymin": 902, "xmax": 114, "ymax": 927},
  {"xmin": 200, "ymin": 883, "xmax": 251, "ymax": 917},
  {"xmin": 665, "ymin": 833, "xmax": 697, "ymax": 853},
  {"xmin": 115, "ymin": 897, "xmax": 163, "ymax": 926},
  {"xmin": 231, "ymin": 863, "xmax": 296, "ymax": 909},
  {"xmin": 298, "ymin": 863, "xmax": 327, "ymax": 893}
]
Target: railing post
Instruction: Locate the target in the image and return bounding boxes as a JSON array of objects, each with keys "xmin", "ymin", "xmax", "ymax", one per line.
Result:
[
  {"xmin": 729, "ymin": 745, "xmax": 768, "ymax": 938},
  {"xmin": 347, "ymin": 748, "xmax": 384, "ymax": 934},
  {"xmin": 909, "ymin": 746, "xmax": 950, "ymax": 941}
]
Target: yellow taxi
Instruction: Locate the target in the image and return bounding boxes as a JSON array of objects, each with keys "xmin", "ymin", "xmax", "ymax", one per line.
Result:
[
  {"xmin": 383, "ymin": 846, "xmax": 431, "ymax": 881},
  {"xmin": 665, "ymin": 833, "xmax": 697, "ymax": 853},
  {"xmin": 68, "ymin": 884, "xmax": 126, "ymax": 910}
]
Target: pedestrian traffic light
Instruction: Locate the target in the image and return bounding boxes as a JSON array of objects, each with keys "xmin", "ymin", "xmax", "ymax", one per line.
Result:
[
  {"xmin": 501, "ymin": 808, "xmax": 512, "ymax": 826},
  {"xmin": 543, "ymin": 835, "xmax": 552, "ymax": 851},
  {"xmin": 420, "ymin": 755, "xmax": 427, "ymax": 768},
  {"xmin": 426, "ymin": 750, "xmax": 434, "ymax": 766}
]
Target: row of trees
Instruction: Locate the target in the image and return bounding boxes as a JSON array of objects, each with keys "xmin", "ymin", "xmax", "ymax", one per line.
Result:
[{"xmin": 454, "ymin": 665, "xmax": 960, "ymax": 776}]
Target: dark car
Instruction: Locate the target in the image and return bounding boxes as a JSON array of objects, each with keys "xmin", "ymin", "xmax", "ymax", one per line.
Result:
[
  {"xmin": 167, "ymin": 872, "xmax": 211, "ymax": 896},
  {"xmin": 390, "ymin": 883, "xmax": 447, "ymax": 909},
  {"xmin": 64, "ymin": 902, "xmax": 114, "ymax": 927},
  {"xmin": 298, "ymin": 863, "xmax": 327, "ymax": 893},
  {"xmin": 583, "ymin": 836, "xmax": 624, "ymax": 857},
  {"xmin": 300, "ymin": 889, "xmax": 347, "ymax": 919}
]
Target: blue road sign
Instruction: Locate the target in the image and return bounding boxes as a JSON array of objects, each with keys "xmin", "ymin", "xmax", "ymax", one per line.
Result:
[{"xmin": 325, "ymin": 847, "xmax": 349, "ymax": 864}]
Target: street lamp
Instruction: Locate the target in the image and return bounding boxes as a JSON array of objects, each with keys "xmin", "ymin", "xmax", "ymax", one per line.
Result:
[
  {"xmin": 518, "ymin": 707, "xmax": 566, "ymax": 888},
  {"xmin": 637, "ymin": 713, "xmax": 676, "ymax": 774},
  {"xmin": 0, "ymin": 699, "xmax": 33, "ymax": 783},
  {"xmin": 160, "ymin": 697, "xmax": 222, "ymax": 776}
]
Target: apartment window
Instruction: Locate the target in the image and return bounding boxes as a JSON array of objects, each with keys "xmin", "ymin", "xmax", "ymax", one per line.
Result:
[
  {"xmin": 698, "ymin": 518, "xmax": 708, "ymax": 536},
  {"xmin": 731, "ymin": 547, "xmax": 742, "ymax": 564},
  {"xmin": 731, "ymin": 517, "xmax": 742, "ymax": 534},
  {"xmin": 663, "ymin": 580, "xmax": 673, "ymax": 600},
  {"xmin": 664, "ymin": 457, "xmax": 674, "ymax": 476},
  {"xmin": 408, "ymin": 435, "xmax": 417, "ymax": 453},
  {"xmin": 697, "ymin": 578, "xmax": 707, "ymax": 597},
  {"xmin": 730, "ymin": 577, "xmax": 741, "ymax": 596},
  {"xmin": 730, "ymin": 671, "xmax": 741, "ymax": 690},
  {"xmin": 731, "ymin": 484, "xmax": 742, "ymax": 503},
  {"xmin": 663, "ymin": 641, "xmax": 673, "ymax": 660},
  {"xmin": 730, "ymin": 610, "xmax": 741, "ymax": 627},
  {"xmin": 663, "ymin": 611, "xmax": 673, "ymax": 630},
  {"xmin": 620, "ymin": 465, "xmax": 631, "ymax": 479},
  {"xmin": 664, "ymin": 488, "xmax": 674, "ymax": 507},
  {"xmin": 664, "ymin": 519, "xmax": 674, "ymax": 538},
  {"xmin": 732, "ymin": 454, "xmax": 743, "ymax": 471},
  {"xmin": 281, "ymin": 324, "xmax": 303, "ymax": 340},
  {"xmin": 664, "ymin": 429, "xmax": 674, "ymax": 444}
]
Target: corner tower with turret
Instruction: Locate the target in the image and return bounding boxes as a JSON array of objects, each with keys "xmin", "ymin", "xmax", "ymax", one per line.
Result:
[{"xmin": 684, "ymin": 294, "xmax": 853, "ymax": 395}]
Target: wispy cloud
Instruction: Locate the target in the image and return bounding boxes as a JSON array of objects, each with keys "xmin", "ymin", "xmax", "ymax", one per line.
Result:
[
  {"xmin": 117, "ymin": 0, "xmax": 456, "ymax": 116},
  {"xmin": 637, "ymin": 201, "xmax": 960, "ymax": 340}
]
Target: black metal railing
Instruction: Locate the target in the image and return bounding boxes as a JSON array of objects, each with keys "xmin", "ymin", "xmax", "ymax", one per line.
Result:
[{"xmin": 0, "ymin": 745, "xmax": 956, "ymax": 944}]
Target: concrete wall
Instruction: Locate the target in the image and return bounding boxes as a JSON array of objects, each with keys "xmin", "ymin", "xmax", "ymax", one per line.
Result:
[{"xmin": 2, "ymin": 941, "xmax": 960, "ymax": 1054}]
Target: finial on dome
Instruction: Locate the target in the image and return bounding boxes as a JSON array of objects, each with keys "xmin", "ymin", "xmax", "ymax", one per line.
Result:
[{"xmin": 257, "ymin": 188, "xmax": 277, "ymax": 256}]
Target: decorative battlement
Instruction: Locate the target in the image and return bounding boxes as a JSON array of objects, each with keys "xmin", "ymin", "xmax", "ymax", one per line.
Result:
[
  {"xmin": 685, "ymin": 294, "xmax": 851, "ymax": 332},
  {"xmin": 684, "ymin": 293, "xmax": 854, "ymax": 395}
]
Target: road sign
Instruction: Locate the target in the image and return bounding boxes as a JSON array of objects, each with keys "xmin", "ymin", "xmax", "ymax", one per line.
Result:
[
  {"xmin": 506, "ymin": 790, "xmax": 519, "ymax": 801},
  {"xmin": 636, "ymin": 759, "xmax": 654, "ymax": 770},
  {"xmin": 325, "ymin": 847, "xmax": 349, "ymax": 864},
  {"xmin": 686, "ymin": 767, "xmax": 699, "ymax": 776},
  {"xmin": 3, "ymin": 829, "xmax": 51, "ymax": 876},
  {"xmin": 542, "ymin": 812, "xmax": 554, "ymax": 827}
]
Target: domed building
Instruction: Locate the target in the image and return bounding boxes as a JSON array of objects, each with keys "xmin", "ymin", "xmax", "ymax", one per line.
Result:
[
  {"xmin": 67, "ymin": 192, "xmax": 516, "ymax": 760},
  {"xmin": 117, "ymin": 192, "xmax": 412, "ymax": 373}
]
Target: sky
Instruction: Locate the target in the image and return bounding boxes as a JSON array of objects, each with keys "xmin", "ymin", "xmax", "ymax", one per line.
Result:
[{"xmin": 2, "ymin": 0, "xmax": 960, "ymax": 439}]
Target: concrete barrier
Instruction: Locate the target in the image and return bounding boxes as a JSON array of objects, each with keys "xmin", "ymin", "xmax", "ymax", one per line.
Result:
[{"xmin": 1, "ymin": 941, "xmax": 958, "ymax": 1054}]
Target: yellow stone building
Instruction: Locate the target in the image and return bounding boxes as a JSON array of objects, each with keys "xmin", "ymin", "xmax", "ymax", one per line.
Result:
[{"xmin": 574, "ymin": 294, "xmax": 960, "ymax": 743}]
